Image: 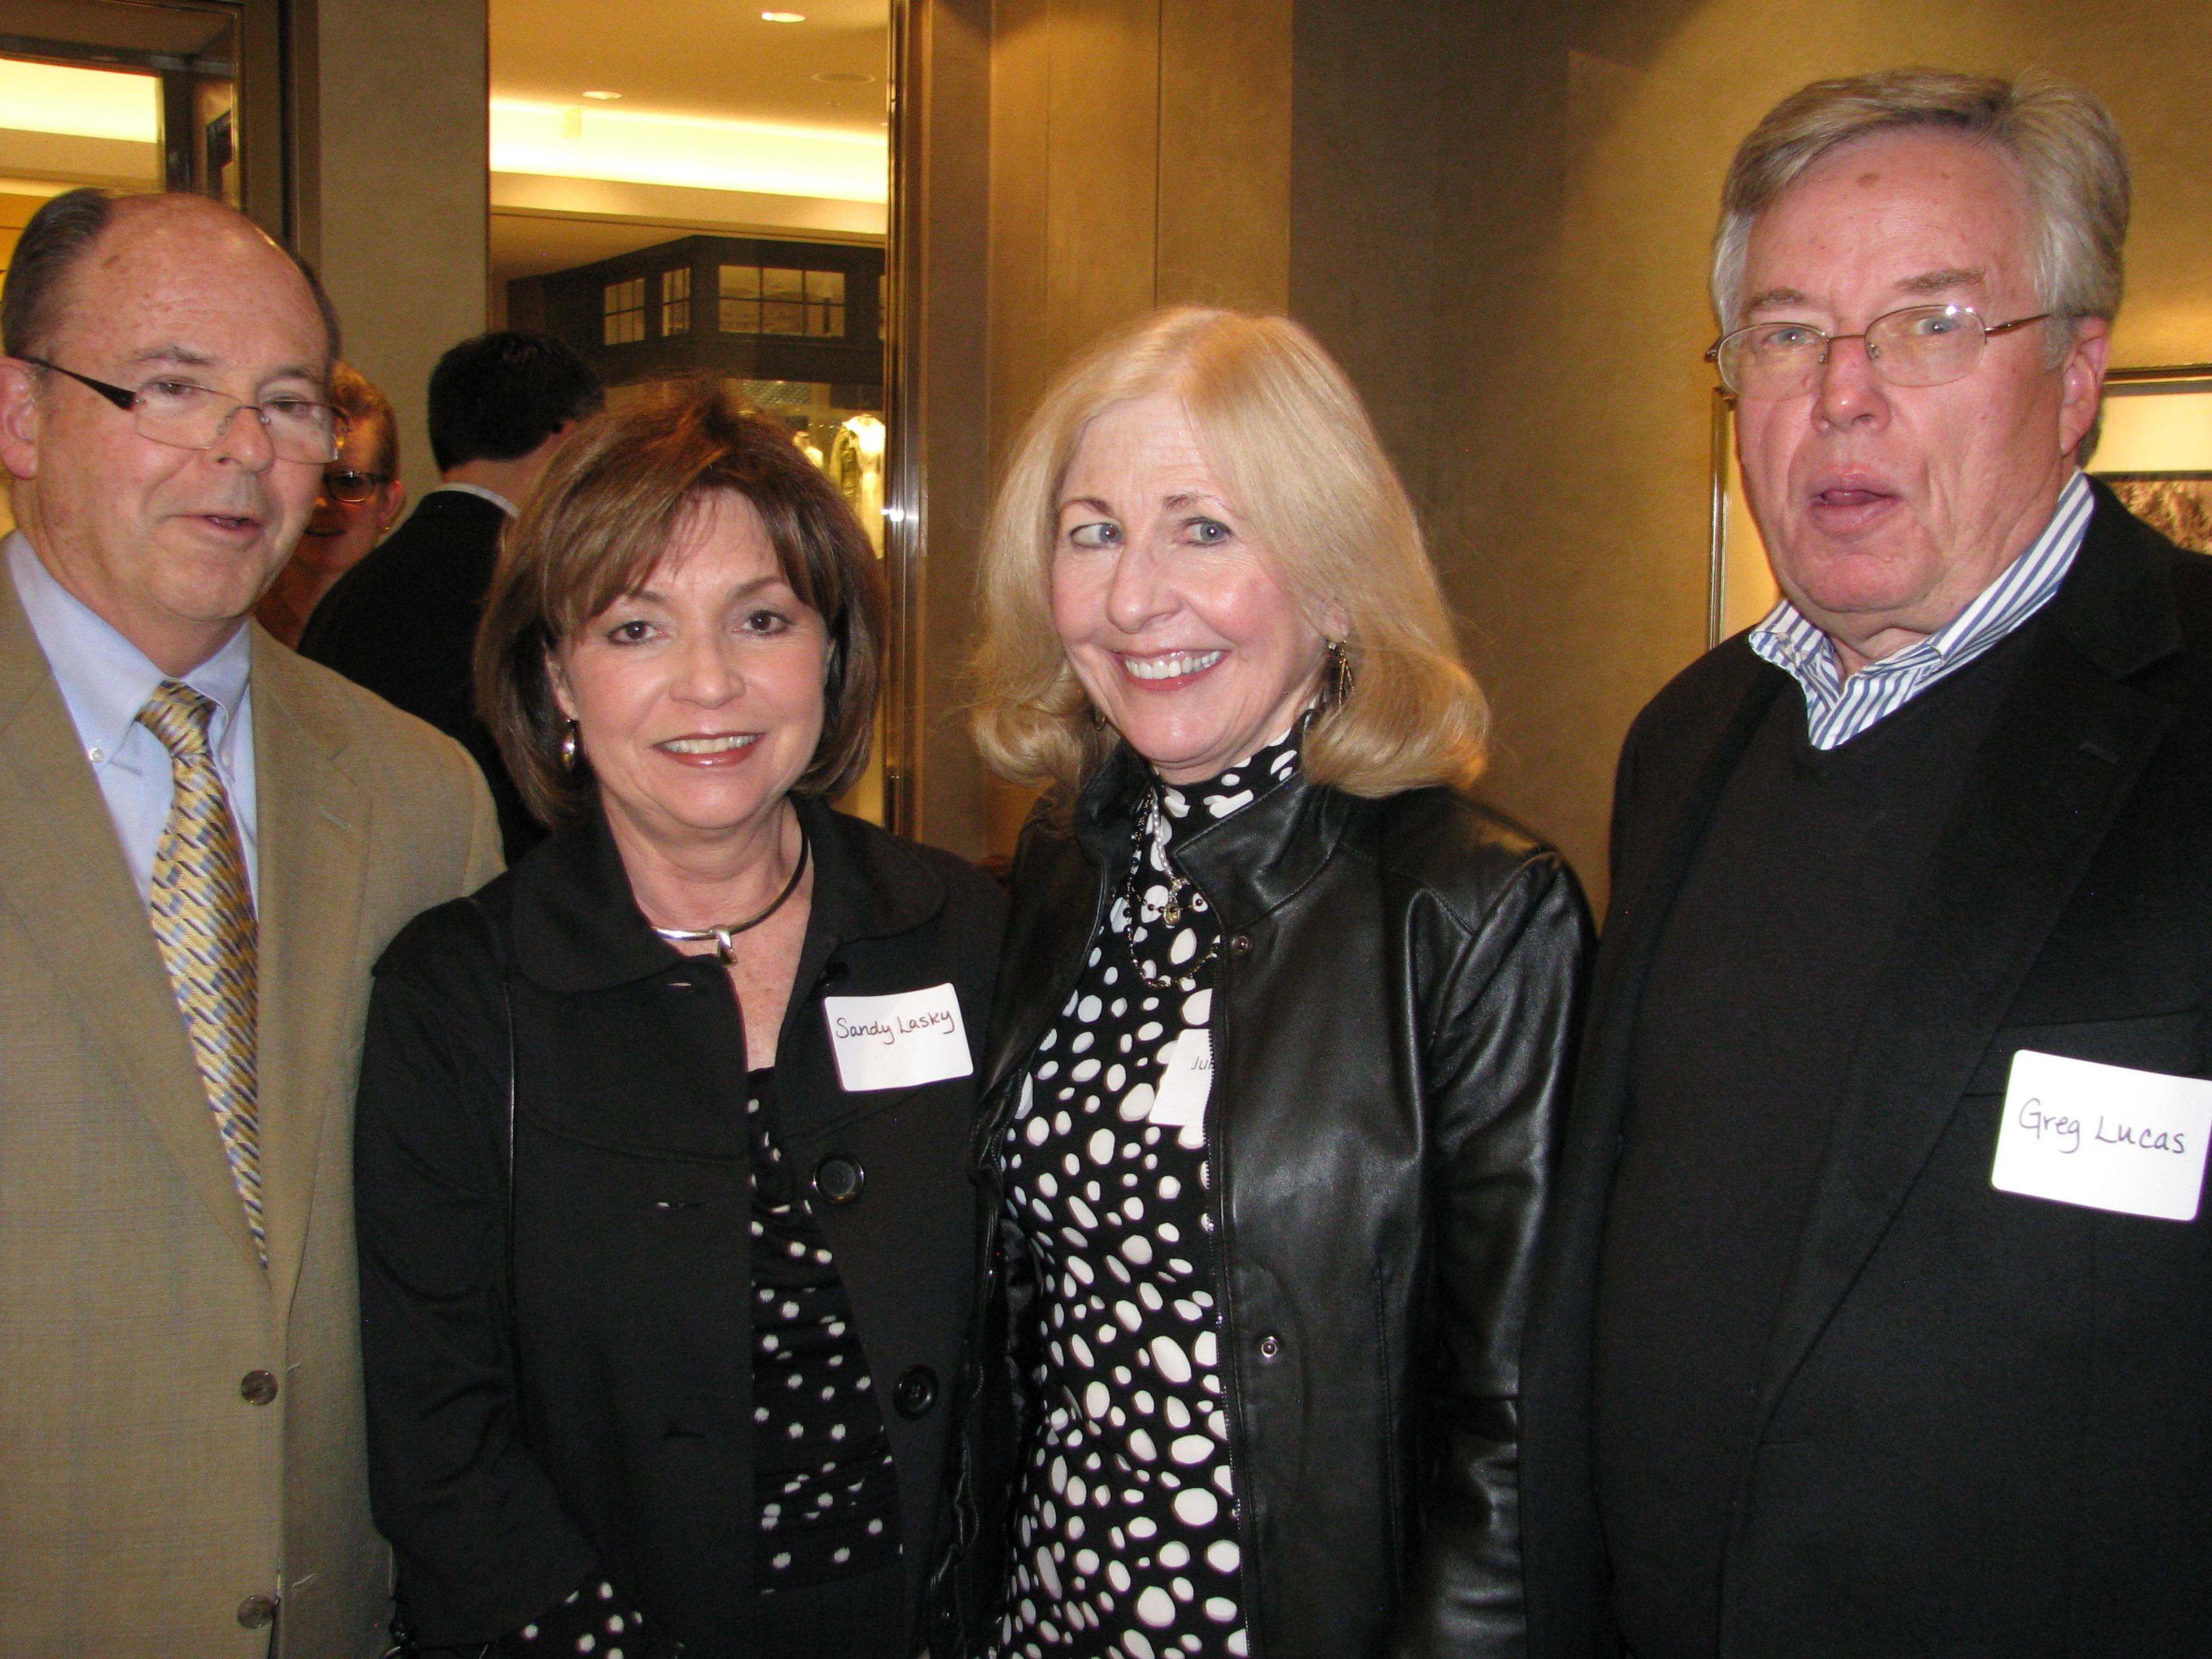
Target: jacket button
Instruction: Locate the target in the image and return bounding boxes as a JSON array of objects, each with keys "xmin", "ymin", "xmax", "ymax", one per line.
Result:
[
  {"xmin": 1229, "ymin": 934, "xmax": 1252, "ymax": 955},
  {"xmin": 813, "ymin": 1153, "xmax": 866, "ymax": 1204},
  {"xmin": 1258, "ymin": 1334, "xmax": 1282, "ymax": 1359},
  {"xmin": 893, "ymin": 1364, "xmax": 938, "ymax": 1417},
  {"xmin": 239, "ymin": 1370, "xmax": 279, "ymax": 1406},
  {"xmin": 236, "ymin": 1594, "xmax": 279, "ymax": 1629}
]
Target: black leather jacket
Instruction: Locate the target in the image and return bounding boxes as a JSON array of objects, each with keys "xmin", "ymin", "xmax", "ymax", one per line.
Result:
[{"xmin": 930, "ymin": 749, "xmax": 1591, "ymax": 1659}]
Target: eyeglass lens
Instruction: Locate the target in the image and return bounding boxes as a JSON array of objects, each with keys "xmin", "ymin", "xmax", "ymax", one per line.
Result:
[
  {"xmin": 1717, "ymin": 305, "xmax": 1989, "ymax": 400},
  {"xmin": 322, "ymin": 470, "xmax": 383, "ymax": 503},
  {"xmin": 131, "ymin": 380, "xmax": 345, "ymax": 464}
]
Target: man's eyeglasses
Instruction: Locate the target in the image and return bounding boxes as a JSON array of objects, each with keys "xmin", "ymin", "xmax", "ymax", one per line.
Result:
[
  {"xmin": 20, "ymin": 356, "xmax": 347, "ymax": 464},
  {"xmin": 321, "ymin": 468, "xmax": 391, "ymax": 504},
  {"xmin": 1705, "ymin": 304, "xmax": 2052, "ymax": 401}
]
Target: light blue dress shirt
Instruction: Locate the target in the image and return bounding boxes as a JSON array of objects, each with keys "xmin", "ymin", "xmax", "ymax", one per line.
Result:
[{"xmin": 6, "ymin": 531, "xmax": 259, "ymax": 907}]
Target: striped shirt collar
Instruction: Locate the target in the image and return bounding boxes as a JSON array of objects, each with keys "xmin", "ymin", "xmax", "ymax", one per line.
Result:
[{"xmin": 1750, "ymin": 470, "xmax": 2093, "ymax": 750}]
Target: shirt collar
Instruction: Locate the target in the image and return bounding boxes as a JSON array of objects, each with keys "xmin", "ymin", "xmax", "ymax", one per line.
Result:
[
  {"xmin": 6, "ymin": 530, "xmax": 253, "ymax": 770},
  {"xmin": 1750, "ymin": 470, "xmax": 2093, "ymax": 686},
  {"xmin": 430, "ymin": 480, "xmax": 517, "ymax": 517}
]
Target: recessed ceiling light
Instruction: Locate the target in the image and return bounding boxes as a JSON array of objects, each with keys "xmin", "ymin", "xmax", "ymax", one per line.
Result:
[
  {"xmin": 813, "ymin": 70, "xmax": 874, "ymax": 84},
  {"xmin": 762, "ymin": 10, "xmax": 806, "ymax": 20},
  {"xmin": 581, "ymin": 89, "xmax": 621, "ymax": 100}
]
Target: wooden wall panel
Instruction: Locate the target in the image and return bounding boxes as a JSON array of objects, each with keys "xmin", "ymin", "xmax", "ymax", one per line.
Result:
[
  {"xmin": 1158, "ymin": 0, "xmax": 1292, "ymax": 314},
  {"xmin": 1039, "ymin": 0, "xmax": 1164, "ymax": 378}
]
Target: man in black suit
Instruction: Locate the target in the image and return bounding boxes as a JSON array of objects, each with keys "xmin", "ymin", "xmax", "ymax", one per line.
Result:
[
  {"xmin": 1523, "ymin": 70, "xmax": 2212, "ymax": 1658},
  {"xmin": 301, "ymin": 331, "xmax": 601, "ymax": 858}
]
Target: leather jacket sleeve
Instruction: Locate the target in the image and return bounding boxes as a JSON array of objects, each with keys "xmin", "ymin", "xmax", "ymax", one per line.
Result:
[{"xmin": 1393, "ymin": 851, "xmax": 1591, "ymax": 1659}]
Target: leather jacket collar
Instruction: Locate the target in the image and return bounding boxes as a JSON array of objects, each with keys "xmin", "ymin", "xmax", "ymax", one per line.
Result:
[{"xmin": 1071, "ymin": 741, "xmax": 1355, "ymax": 932}]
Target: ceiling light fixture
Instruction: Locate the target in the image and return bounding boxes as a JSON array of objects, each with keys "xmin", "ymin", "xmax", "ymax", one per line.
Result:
[
  {"xmin": 581, "ymin": 89, "xmax": 621, "ymax": 100},
  {"xmin": 762, "ymin": 11, "xmax": 806, "ymax": 20},
  {"xmin": 489, "ymin": 99, "xmax": 887, "ymax": 201}
]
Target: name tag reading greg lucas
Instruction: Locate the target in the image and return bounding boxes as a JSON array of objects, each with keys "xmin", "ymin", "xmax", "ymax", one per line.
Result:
[
  {"xmin": 1992, "ymin": 1048, "xmax": 2212, "ymax": 1222},
  {"xmin": 824, "ymin": 983, "xmax": 975, "ymax": 1093}
]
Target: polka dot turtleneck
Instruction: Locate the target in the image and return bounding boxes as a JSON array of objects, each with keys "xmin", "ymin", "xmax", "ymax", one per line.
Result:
[{"xmin": 991, "ymin": 729, "xmax": 1301, "ymax": 1659}]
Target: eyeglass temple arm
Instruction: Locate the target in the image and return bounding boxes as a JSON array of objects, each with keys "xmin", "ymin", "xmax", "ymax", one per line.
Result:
[{"xmin": 18, "ymin": 356, "xmax": 136, "ymax": 413}]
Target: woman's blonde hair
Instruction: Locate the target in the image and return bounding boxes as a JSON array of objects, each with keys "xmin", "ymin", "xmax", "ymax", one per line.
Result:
[{"xmin": 970, "ymin": 307, "xmax": 1488, "ymax": 801}]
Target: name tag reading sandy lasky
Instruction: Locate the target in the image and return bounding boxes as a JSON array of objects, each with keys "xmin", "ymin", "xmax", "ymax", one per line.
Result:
[
  {"xmin": 825, "ymin": 984, "xmax": 974, "ymax": 1092},
  {"xmin": 1992, "ymin": 1048, "xmax": 2212, "ymax": 1222}
]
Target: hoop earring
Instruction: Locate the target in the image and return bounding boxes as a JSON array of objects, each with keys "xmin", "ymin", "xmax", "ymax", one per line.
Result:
[
  {"xmin": 1324, "ymin": 640, "xmax": 1354, "ymax": 710},
  {"xmin": 1089, "ymin": 703, "xmax": 1108, "ymax": 731},
  {"xmin": 560, "ymin": 719, "xmax": 580, "ymax": 770}
]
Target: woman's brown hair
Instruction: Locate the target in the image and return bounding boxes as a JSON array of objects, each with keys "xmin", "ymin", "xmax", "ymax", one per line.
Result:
[{"xmin": 477, "ymin": 377, "xmax": 886, "ymax": 825}]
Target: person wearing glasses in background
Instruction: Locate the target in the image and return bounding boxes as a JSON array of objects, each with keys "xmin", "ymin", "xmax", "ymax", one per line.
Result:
[
  {"xmin": 1521, "ymin": 71, "xmax": 2212, "ymax": 1659},
  {"xmin": 0, "ymin": 188, "xmax": 499, "ymax": 1655},
  {"xmin": 254, "ymin": 362, "xmax": 407, "ymax": 647}
]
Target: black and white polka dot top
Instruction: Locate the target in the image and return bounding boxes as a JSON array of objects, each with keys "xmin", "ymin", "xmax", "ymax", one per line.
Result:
[
  {"xmin": 992, "ymin": 729, "xmax": 1302, "ymax": 1659},
  {"xmin": 747, "ymin": 1069, "xmax": 902, "ymax": 1591}
]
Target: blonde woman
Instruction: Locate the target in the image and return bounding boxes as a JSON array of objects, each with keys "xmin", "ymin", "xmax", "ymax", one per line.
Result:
[{"xmin": 930, "ymin": 309, "xmax": 1592, "ymax": 1659}]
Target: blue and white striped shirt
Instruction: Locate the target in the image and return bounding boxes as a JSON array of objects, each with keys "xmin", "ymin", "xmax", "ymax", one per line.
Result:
[{"xmin": 1750, "ymin": 470, "xmax": 2093, "ymax": 750}]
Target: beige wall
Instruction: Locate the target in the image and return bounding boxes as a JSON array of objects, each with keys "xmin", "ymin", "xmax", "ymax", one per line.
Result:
[{"xmin": 295, "ymin": 0, "xmax": 489, "ymax": 505}]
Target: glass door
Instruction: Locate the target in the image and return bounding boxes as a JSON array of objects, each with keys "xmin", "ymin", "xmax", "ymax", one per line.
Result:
[{"xmin": 489, "ymin": 0, "xmax": 898, "ymax": 824}]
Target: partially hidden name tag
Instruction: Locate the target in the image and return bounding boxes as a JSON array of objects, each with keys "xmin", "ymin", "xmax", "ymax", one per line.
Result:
[
  {"xmin": 1148, "ymin": 1028, "xmax": 1212, "ymax": 1128},
  {"xmin": 1992, "ymin": 1048, "xmax": 2212, "ymax": 1222},
  {"xmin": 824, "ymin": 983, "xmax": 975, "ymax": 1093}
]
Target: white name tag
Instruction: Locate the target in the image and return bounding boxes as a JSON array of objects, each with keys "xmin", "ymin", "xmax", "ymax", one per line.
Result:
[
  {"xmin": 1149, "ymin": 1028, "xmax": 1212, "ymax": 1128},
  {"xmin": 824, "ymin": 983, "xmax": 975, "ymax": 1093},
  {"xmin": 1992, "ymin": 1048, "xmax": 2212, "ymax": 1222}
]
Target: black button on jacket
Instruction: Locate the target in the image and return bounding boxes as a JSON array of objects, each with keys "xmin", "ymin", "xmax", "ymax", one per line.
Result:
[
  {"xmin": 356, "ymin": 796, "xmax": 1006, "ymax": 1655},
  {"xmin": 930, "ymin": 749, "xmax": 1593, "ymax": 1659}
]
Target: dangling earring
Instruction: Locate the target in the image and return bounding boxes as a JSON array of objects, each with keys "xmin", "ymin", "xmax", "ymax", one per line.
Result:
[
  {"xmin": 1324, "ymin": 640, "xmax": 1354, "ymax": 710},
  {"xmin": 1089, "ymin": 703, "xmax": 1108, "ymax": 730},
  {"xmin": 560, "ymin": 719, "xmax": 580, "ymax": 770}
]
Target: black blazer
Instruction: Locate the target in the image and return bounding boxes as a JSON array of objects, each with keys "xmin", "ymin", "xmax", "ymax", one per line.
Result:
[
  {"xmin": 299, "ymin": 487, "xmax": 539, "ymax": 859},
  {"xmin": 1521, "ymin": 482, "xmax": 2212, "ymax": 1658},
  {"xmin": 355, "ymin": 796, "xmax": 1007, "ymax": 1656}
]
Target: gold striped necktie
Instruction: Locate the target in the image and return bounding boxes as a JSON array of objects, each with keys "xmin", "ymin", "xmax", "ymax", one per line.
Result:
[{"xmin": 138, "ymin": 680, "xmax": 264, "ymax": 1265}]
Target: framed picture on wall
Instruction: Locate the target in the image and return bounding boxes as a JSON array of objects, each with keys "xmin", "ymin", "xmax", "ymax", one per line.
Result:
[
  {"xmin": 2089, "ymin": 365, "xmax": 2212, "ymax": 554},
  {"xmin": 1706, "ymin": 390, "xmax": 1778, "ymax": 649}
]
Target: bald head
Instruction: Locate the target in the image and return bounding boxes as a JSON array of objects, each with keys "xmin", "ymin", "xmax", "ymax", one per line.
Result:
[{"xmin": 3, "ymin": 189, "xmax": 339, "ymax": 370}]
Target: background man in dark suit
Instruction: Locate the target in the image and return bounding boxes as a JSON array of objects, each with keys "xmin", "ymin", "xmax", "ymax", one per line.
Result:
[
  {"xmin": 300, "ymin": 330, "xmax": 600, "ymax": 858},
  {"xmin": 1523, "ymin": 70, "xmax": 2212, "ymax": 1658}
]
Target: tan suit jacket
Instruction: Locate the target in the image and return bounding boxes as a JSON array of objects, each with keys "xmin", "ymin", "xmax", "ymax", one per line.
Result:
[{"xmin": 0, "ymin": 571, "xmax": 502, "ymax": 1656}]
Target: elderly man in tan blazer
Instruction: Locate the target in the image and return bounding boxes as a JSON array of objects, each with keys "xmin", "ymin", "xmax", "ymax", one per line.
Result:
[{"xmin": 0, "ymin": 190, "xmax": 499, "ymax": 1654}]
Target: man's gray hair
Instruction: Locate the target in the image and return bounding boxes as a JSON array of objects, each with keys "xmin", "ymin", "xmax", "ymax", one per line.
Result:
[{"xmin": 1711, "ymin": 68, "xmax": 2131, "ymax": 350}]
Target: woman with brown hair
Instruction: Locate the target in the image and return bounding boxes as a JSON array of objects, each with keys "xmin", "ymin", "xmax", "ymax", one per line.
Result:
[
  {"xmin": 930, "ymin": 308, "xmax": 1590, "ymax": 1659},
  {"xmin": 355, "ymin": 379, "xmax": 1004, "ymax": 1658}
]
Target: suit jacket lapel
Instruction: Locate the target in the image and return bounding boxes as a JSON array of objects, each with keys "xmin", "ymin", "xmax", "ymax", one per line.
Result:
[
  {"xmin": 1753, "ymin": 493, "xmax": 2180, "ymax": 1430},
  {"xmin": 0, "ymin": 574, "xmax": 263, "ymax": 1269},
  {"xmin": 249, "ymin": 633, "xmax": 371, "ymax": 1317}
]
